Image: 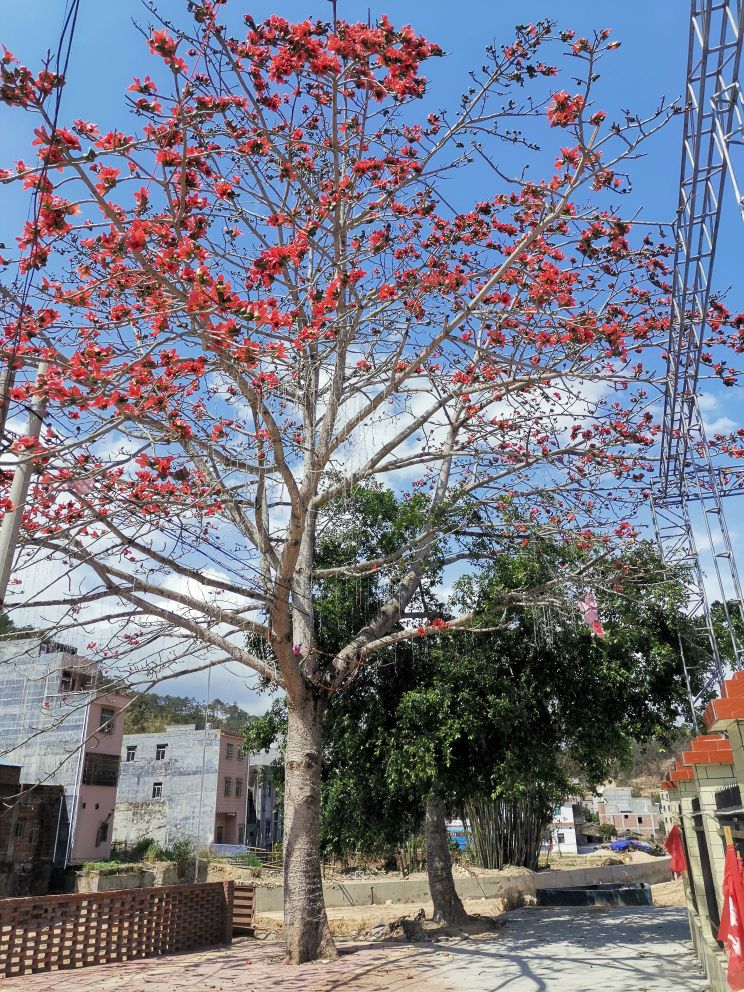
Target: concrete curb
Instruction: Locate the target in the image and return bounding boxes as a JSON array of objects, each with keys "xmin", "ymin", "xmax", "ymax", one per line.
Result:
[{"xmin": 254, "ymin": 857, "xmax": 673, "ymax": 912}]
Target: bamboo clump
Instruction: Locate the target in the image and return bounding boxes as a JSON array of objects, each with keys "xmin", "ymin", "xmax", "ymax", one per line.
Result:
[{"xmin": 464, "ymin": 795, "xmax": 549, "ymax": 871}]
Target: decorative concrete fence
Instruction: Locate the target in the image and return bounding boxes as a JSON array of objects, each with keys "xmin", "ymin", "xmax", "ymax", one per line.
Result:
[
  {"xmin": 661, "ymin": 671, "xmax": 744, "ymax": 992},
  {"xmin": 0, "ymin": 879, "xmax": 234, "ymax": 978}
]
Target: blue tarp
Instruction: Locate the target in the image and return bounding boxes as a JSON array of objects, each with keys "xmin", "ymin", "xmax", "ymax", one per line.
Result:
[{"xmin": 609, "ymin": 839, "xmax": 655, "ymax": 854}]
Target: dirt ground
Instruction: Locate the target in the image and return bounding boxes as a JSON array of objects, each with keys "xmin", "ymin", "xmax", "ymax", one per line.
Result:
[
  {"xmin": 205, "ymin": 848, "xmax": 656, "ymax": 890},
  {"xmin": 254, "ymin": 876, "xmax": 686, "ymax": 936},
  {"xmin": 651, "ymin": 877, "xmax": 686, "ymax": 907},
  {"xmin": 255, "ymin": 896, "xmax": 522, "ymax": 937}
]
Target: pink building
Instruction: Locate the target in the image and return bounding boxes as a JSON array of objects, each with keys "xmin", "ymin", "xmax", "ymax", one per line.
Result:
[
  {"xmin": 0, "ymin": 637, "xmax": 127, "ymax": 865},
  {"xmin": 593, "ymin": 787, "xmax": 661, "ymax": 838},
  {"xmin": 214, "ymin": 731, "xmax": 250, "ymax": 845},
  {"xmin": 73, "ymin": 691, "xmax": 129, "ymax": 861}
]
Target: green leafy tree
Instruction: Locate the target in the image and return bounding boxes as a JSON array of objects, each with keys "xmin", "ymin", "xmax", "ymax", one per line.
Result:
[
  {"xmin": 123, "ymin": 692, "xmax": 254, "ymax": 734},
  {"xmin": 246, "ymin": 485, "xmax": 711, "ymax": 924}
]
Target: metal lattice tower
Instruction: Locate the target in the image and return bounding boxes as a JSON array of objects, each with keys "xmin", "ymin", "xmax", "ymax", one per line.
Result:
[{"xmin": 654, "ymin": 0, "xmax": 744, "ymax": 707}]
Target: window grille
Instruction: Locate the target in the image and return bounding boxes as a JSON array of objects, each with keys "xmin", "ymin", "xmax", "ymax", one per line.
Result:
[{"xmin": 99, "ymin": 707, "xmax": 116, "ymax": 735}]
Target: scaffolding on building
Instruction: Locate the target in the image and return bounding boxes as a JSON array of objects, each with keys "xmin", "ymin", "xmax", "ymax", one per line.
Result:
[{"xmin": 654, "ymin": 0, "xmax": 744, "ymax": 712}]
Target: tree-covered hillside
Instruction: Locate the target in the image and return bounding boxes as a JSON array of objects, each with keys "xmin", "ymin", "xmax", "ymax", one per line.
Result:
[{"xmin": 123, "ymin": 692, "xmax": 254, "ymax": 734}]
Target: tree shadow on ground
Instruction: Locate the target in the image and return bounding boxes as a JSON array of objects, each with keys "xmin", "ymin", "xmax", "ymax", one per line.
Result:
[
  {"xmin": 397, "ymin": 905, "xmax": 707, "ymax": 992},
  {"xmin": 4, "ymin": 907, "xmax": 706, "ymax": 992}
]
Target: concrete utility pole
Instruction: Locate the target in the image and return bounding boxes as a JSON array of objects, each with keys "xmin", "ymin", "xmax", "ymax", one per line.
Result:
[{"xmin": 0, "ymin": 362, "xmax": 47, "ymax": 604}]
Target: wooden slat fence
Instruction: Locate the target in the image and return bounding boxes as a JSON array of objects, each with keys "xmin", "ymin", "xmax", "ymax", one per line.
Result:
[
  {"xmin": 0, "ymin": 880, "xmax": 234, "ymax": 978},
  {"xmin": 232, "ymin": 883, "xmax": 256, "ymax": 933}
]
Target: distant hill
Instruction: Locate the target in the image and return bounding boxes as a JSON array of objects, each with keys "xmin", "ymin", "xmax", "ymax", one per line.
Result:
[
  {"xmin": 610, "ymin": 731, "xmax": 692, "ymax": 798},
  {"xmin": 122, "ymin": 691, "xmax": 255, "ymax": 735}
]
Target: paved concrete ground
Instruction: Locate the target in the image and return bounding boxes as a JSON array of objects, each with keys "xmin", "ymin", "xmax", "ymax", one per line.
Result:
[{"xmin": 5, "ymin": 906, "xmax": 708, "ymax": 991}]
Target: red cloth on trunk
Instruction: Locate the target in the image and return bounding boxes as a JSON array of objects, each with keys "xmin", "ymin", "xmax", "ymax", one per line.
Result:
[
  {"xmin": 718, "ymin": 845, "xmax": 744, "ymax": 992},
  {"xmin": 663, "ymin": 824, "xmax": 687, "ymax": 874}
]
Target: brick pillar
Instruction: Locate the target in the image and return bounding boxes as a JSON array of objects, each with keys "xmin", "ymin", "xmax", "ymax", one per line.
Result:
[
  {"xmin": 670, "ymin": 757, "xmax": 729, "ymax": 990},
  {"xmin": 684, "ymin": 736, "xmax": 735, "ymax": 895},
  {"xmin": 693, "ymin": 697, "xmax": 744, "ymax": 992},
  {"xmin": 725, "ymin": 719, "xmax": 744, "ymax": 785},
  {"xmin": 223, "ymin": 880, "xmax": 234, "ymax": 943}
]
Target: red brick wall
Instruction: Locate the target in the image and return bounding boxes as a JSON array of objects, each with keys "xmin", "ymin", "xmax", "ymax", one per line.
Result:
[
  {"xmin": 0, "ymin": 880, "xmax": 234, "ymax": 977},
  {"xmin": 8, "ymin": 787, "xmax": 63, "ymax": 863}
]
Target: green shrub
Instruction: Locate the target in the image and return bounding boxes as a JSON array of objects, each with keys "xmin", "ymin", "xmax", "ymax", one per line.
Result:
[
  {"xmin": 129, "ymin": 837, "xmax": 155, "ymax": 860},
  {"xmin": 81, "ymin": 859, "xmax": 129, "ymax": 873},
  {"xmin": 234, "ymin": 852, "xmax": 262, "ymax": 867},
  {"xmin": 143, "ymin": 840, "xmax": 167, "ymax": 862},
  {"xmin": 169, "ymin": 839, "xmax": 193, "ymax": 862}
]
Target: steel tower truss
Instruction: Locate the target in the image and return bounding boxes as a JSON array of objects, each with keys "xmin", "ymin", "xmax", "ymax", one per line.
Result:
[{"xmin": 654, "ymin": 0, "xmax": 744, "ymax": 706}]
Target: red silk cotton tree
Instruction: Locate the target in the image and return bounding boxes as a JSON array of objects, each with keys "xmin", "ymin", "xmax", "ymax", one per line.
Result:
[{"xmin": 0, "ymin": 8, "xmax": 708, "ymax": 961}]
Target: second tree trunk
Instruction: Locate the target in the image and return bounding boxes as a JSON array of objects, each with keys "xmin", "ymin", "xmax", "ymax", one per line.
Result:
[{"xmin": 425, "ymin": 792, "xmax": 468, "ymax": 926}]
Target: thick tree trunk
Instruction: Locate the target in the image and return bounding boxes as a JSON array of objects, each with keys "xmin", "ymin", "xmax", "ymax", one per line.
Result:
[
  {"xmin": 283, "ymin": 690, "xmax": 337, "ymax": 964},
  {"xmin": 425, "ymin": 792, "xmax": 468, "ymax": 926}
]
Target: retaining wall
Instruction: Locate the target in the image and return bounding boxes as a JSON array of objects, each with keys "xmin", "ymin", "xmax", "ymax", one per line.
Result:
[{"xmin": 254, "ymin": 856, "xmax": 672, "ymax": 912}]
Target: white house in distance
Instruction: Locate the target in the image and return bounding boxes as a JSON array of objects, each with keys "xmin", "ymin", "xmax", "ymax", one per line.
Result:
[
  {"xmin": 112, "ymin": 724, "xmax": 282, "ymax": 851},
  {"xmin": 546, "ymin": 801, "xmax": 582, "ymax": 854}
]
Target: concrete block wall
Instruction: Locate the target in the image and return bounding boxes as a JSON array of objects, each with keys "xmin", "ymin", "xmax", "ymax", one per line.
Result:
[
  {"xmin": 662, "ymin": 725, "xmax": 744, "ymax": 992},
  {"xmin": 252, "ymin": 858, "xmax": 673, "ymax": 913}
]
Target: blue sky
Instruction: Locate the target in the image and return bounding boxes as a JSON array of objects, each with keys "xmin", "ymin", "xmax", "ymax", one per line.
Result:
[{"xmin": 2, "ymin": 2, "xmax": 743, "ymax": 709}]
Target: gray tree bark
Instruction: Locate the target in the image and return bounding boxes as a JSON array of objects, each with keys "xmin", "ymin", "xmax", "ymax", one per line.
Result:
[
  {"xmin": 425, "ymin": 792, "xmax": 468, "ymax": 926},
  {"xmin": 282, "ymin": 691, "xmax": 337, "ymax": 963}
]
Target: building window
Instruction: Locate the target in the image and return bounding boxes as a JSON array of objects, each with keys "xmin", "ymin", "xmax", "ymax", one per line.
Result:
[
  {"xmin": 225, "ymin": 742, "xmax": 234, "ymax": 760},
  {"xmin": 152, "ymin": 782, "xmax": 163, "ymax": 799},
  {"xmin": 623, "ymin": 814, "xmax": 629, "ymax": 820},
  {"xmin": 238, "ymin": 746, "xmax": 247, "ymax": 759},
  {"xmin": 40, "ymin": 640, "xmax": 77, "ymax": 655},
  {"xmin": 638, "ymin": 816, "xmax": 643, "ymax": 824},
  {"xmin": 224, "ymin": 777, "xmax": 233, "ymax": 797},
  {"xmin": 556, "ymin": 831, "xmax": 565, "ymax": 844},
  {"xmin": 155, "ymin": 744, "xmax": 167, "ymax": 761},
  {"xmin": 238, "ymin": 824, "xmax": 245, "ymax": 844},
  {"xmin": 99, "ymin": 707, "xmax": 116, "ymax": 735},
  {"xmin": 126, "ymin": 745, "xmax": 136, "ymax": 762},
  {"xmin": 29, "ymin": 823, "xmax": 39, "ymax": 846},
  {"xmin": 14, "ymin": 820, "xmax": 25, "ymax": 839},
  {"xmin": 235, "ymin": 778, "xmax": 243, "ymax": 798},
  {"xmin": 216, "ymin": 825, "xmax": 224, "ymax": 843},
  {"xmin": 82, "ymin": 752, "xmax": 120, "ymax": 787}
]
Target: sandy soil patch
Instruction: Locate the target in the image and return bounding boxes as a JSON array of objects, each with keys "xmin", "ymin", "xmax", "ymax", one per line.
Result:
[{"xmin": 651, "ymin": 877, "xmax": 685, "ymax": 907}]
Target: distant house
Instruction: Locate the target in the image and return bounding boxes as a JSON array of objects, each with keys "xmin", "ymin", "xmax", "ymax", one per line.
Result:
[
  {"xmin": 113, "ymin": 724, "xmax": 282, "ymax": 850},
  {"xmin": 659, "ymin": 785, "xmax": 674, "ymax": 834},
  {"xmin": 593, "ymin": 786, "xmax": 661, "ymax": 838},
  {"xmin": 248, "ymin": 747, "xmax": 282, "ymax": 848},
  {"xmin": 545, "ymin": 801, "xmax": 588, "ymax": 855},
  {"xmin": 0, "ymin": 637, "xmax": 127, "ymax": 865}
]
